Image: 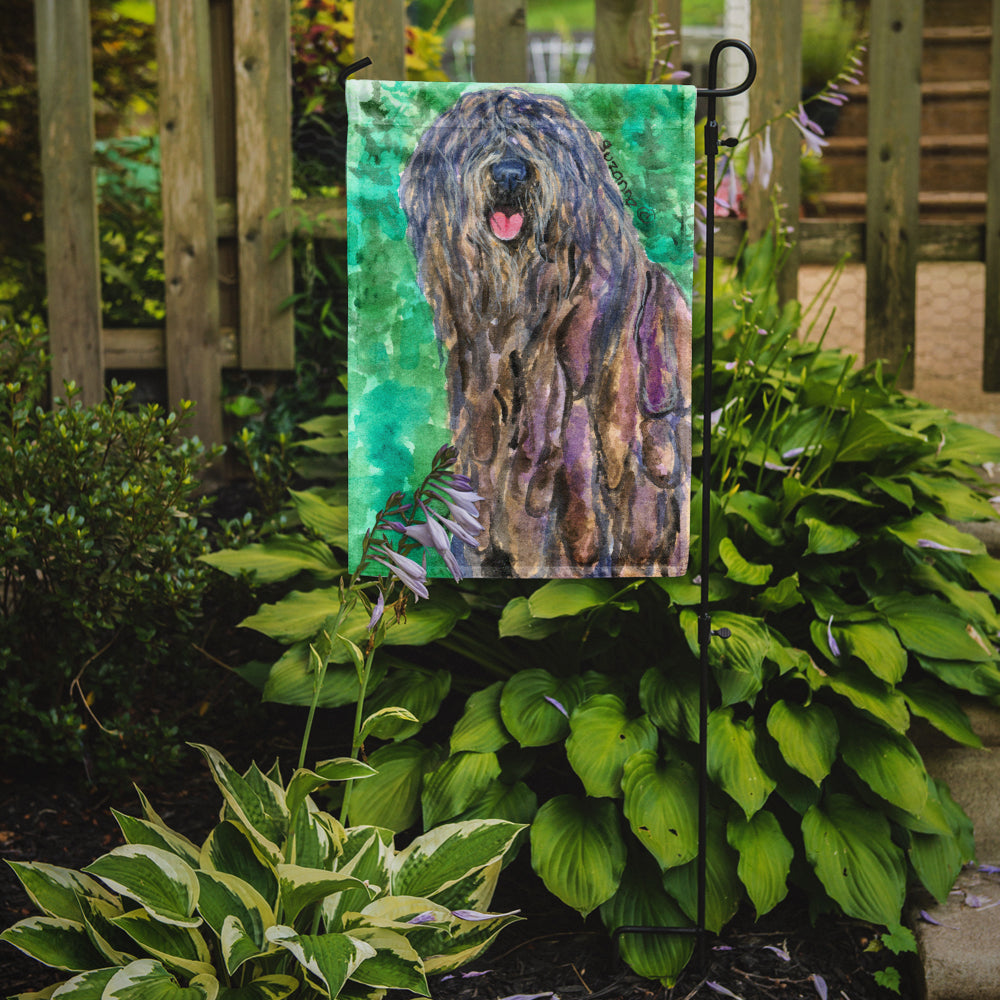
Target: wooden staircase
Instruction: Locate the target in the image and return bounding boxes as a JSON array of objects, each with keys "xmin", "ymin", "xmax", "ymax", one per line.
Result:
[{"xmin": 816, "ymin": 0, "xmax": 992, "ymax": 221}]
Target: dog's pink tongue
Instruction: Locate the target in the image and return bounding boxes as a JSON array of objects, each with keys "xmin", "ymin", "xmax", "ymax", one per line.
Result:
[{"xmin": 489, "ymin": 211, "xmax": 523, "ymax": 240}]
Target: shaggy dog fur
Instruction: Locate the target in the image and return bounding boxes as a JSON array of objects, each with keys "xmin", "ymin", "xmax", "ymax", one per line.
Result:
[{"xmin": 399, "ymin": 88, "xmax": 691, "ymax": 577}]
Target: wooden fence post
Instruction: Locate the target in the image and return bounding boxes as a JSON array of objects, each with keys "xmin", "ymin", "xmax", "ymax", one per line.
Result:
[
  {"xmin": 983, "ymin": 0, "xmax": 1000, "ymax": 390},
  {"xmin": 746, "ymin": 0, "xmax": 801, "ymax": 305},
  {"xmin": 474, "ymin": 0, "xmax": 527, "ymax": 82},
  {"xmin": 157, "ymin": 0, "xmax": 223, "ymax": 445},
  {"xmin": 864, "ymin": 0, "xmax": 923, "ymax": 390},
  {"xmin": 594, "ymin": 0, "xmax": 676, "ymax": 84},
  {"xmin": 233, "ymin": 0, "xmax": 294, "ymax": 370},
  {"xmin": 34, "ymin": 0, "xmax": 104, "ymax": 405},
  {"xmin": 354, "ymin": 0, "xmax": 406, "ymax": 80}
]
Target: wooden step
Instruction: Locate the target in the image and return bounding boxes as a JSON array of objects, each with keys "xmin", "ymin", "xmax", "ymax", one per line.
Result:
[
  {"xmin": 822, "ymin": 134, "xmax": 989, "ymax": 193},
  {"xmin": 813, "ymin": 190, "xmax": 987, "ymax": 222},
  {"xmin": 922, "ymin": 0, "xmax": 991, "ymax": 28},
  {"xmin": 922, "ymin": 25, "xmax": 993, "ymax": 83}
]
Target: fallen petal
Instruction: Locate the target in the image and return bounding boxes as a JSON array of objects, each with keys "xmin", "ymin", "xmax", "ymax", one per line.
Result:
[
  {"xmin": 544, "ymin": 695, "xmax": 569, "ymax": 718},
  {"xmin": 763, "ymin": 944, "xmax": 791, "ymax": 962},
  {"xmin": 812, "ymin": 974, "xmax": 828, "ymax": 1000}
]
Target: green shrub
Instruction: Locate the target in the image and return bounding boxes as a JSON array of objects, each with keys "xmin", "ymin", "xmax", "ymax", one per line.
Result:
[
  {"xmin": 0, "ymin": 317, "xmax": 220, "ymax": 783},
  {"xmin": 1, "ymin": 743, "xmax": 524, "ymax": 998}
]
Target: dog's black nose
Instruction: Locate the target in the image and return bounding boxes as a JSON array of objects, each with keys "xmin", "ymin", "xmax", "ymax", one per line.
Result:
[{"xmin": 492, "ymin": 157, "xmax": 528, "ymax": 194}]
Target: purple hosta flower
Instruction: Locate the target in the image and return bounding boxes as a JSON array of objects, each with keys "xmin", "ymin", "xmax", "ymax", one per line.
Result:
[
  {"xmin": 917, "ymin": 538, "xmax": 973, "ymax": 555},
  {"xmin": 979, "ymin": 864, "xmax": 1000, "ymax": 874},
  {"xmin": 496, "ymin": 994, "xmax": 557, "ymax": 1000},
  {"xmin": 407, "ymin": 911, "xmax": 438, "ymax": 925},
  {"xmin": 746, "ymin": 124, "xmax": 774, "ymax": 191},
  {"xmin": 451, "ymin": 908, "xmax": 521, "ymax": 921},
  {"xmin": 715, "ymin": 157, "xmax": 741, "ymax": 215},
  {"xmin": 371, "ymin": 543, "xmax": 430, "ymax": 600},
  {"xmin": 791, "ymin": 104, "xmax": 829, "ymax": 157},
  {"xmin": 812, "ymin": 974, "xmax": 828, "ymax": 1000},
  {"xmin": 544, "ymin": 695, "xmax": 569, "ymax": 718},
  {"xmin": 827, "ymin": 615, "xmax": 841, "ymax": 657},
  {"xmin": 367, "ymin": 590, "xmax": 385, "ymax": 631},
  {"xmin": 390, "ymin": 502, "xmax": 464, "ymax": 582},
  {"xmin": 425, "ymin": 503, "xmax": 480, "ymax": 549},
  {"xmin": 427, "ymin": 485, "xmax": 485, "ymax": 542},
  {"xmin": 441, "ymin": 970, "xmax": 493, "ymax": 982}
]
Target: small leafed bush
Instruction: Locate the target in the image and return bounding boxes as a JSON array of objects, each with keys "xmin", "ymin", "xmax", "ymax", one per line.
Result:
[
  {"xmin": 1, "ymin": 744, "xmax": 524, "ymax": 998},
  {"xmin": 0, "ymin": 317, "xmax": 218, "ymax": 782}
]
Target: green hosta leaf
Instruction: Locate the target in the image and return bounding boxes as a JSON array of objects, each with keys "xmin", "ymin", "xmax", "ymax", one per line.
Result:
[
  {"xmin": 909, "ymin": 815, "xmax": 966, "ymax": 906},
  {"xmin": 802, "ymin": 794, "xmax": 906, "ymax": 926},
  {"xmin": 277, "ymin": 865, "xmax": 374, "ymax": 925},
  {"xmin": 260, "ymin": 643, "xmax": 388, "ymax": 709},
  {"xmin": 661, "ymin": 811, "xmax": 741, "ymax": 933},
  {"xmin": 347, "ymin": 740, "xmax": 442, "ymax": 832},
  {"xmin": 83, "ymin": 846, "xmax": 200, "ymax": 928},
  {"xmin": 911, "ymin": 562, "xmax": 1000, "ymax": 633},
  {"xmin": 839, "ymin": 719, "xmax": 928, "ymax": 816},
  {"xmin": 450, "ymin": 682, "xmax": 511, "ymax": 754},
  {"xmin": 707, "ymin": 708, "xmax": 776, "ymax": 819},
  {"xmin": 803, "ymin": 517, "xmax": 859, "ymax": 556},
  {"xmin": 265, "ymin": 926, "xmax": 375, "ymax": 998},
  {"xmin": 200, "ymin": 535, "xmax": 341, "ymax": 584},
  {"xmin": 916, "ymin": 655, "xmax": 1000, "ymax": 697},
  {"xmin": 967, "ymin": 553, "xmax": 1000, "ymax": 597},
  {"xmin": 392, "ymin": 820, "xmax": 524, "ymax": 900},
  {"xmin": 599, "ymin": 853, "xmax": 694, "ymax": 987},
  {"xmin": 835, "ymin": 621, "xmax": 907, "ymax": 684},
  {"xmin": 755, "ymin": 573, "xmax": 805, "ymax": 614},
  {"xmin": 111, "ymin": 909, "xmax": 214, "ymax": 977},
  {"xmin": 285, "ymin": 759, "xmax": 375, "ymax": 823},
  {"xmin": 718, "ymin": 537, "xmax": 772, "ymax": 586},
  {"xmin": 527, "ymin": 579, "xmax": 617, "ymax": 617},
  {"xmin": 4, "ymin": 862, "xmax": 118, "ymax": 923},
  {"xmin": 0, "ymin": 916, "xmax": 107, "ymax": 971},
  {"xmin": 807, "ymin": 660, "xmax": 910, "ymax": 732},
  {"xmin": 530, "ymin": 795, "xmax": 626, "ymax": 917},
  {"xmin": 359, "ymin": 706, "xmax": 421, "ymax": 742},
  {"xmin": 421, "ymin": 751, "xmax": 502, "ymax": 828},
  {"xmin": 190, "ymin": 746, "xmax": 287, "ymax": 862},
  {"xmin": 866, "ymin": 474, "xmax": 914, "ymax": 509},
  {"xmin": 906, "ymin": 473, "xmax": 998, "ymax": 522},
  {"xmin": 345, "ymin": 926, "xmax": 428, "ymax": 994},
  {"xmin": 727, "ymin": 811, "xmax": 793, "ymax": 918},
  {"xmin": 886, "ymin": 512, "xmax": 985, "ymax": 557},
  {"xmin": 362, "ymin": 667, "xmax": 451, "ymax": 740},
  {"xmin": 639, "ymin": 663, "xmax": 699, "ymax": 742},
  {"xmin": 874, "ymin": 594, "xmax": 995, "ymax": 662},
  {"xmin": 621, "ymin": 751, "xmax": 698, "ymax": 871},
  {"xmin": 453, "ymin": 779, "xmax": 538, "ymax": 827},
  {"xmin": 200, "ymin": 822, "xmax": 278, "ymax": 910},
  {"xmin": 680, "ymin": 610, "xmax": 770, "ymax": 706},
  {"xmin": 835, "ymin": 410, "xmax": 927, "ymax": 463},
  {"xmin": 216, "ymin": 976, "xmax": 299, "ymax": 1000},
  {"xmin": 724, "ymin": 490, "xmax": 784, "ymax": 545},
  {"xmin": 565, "ymin": 695, "xmax": 658, "ymax": 798},
  {"xmin": 765, "ymin": 701, "xmax": 838, "ymax": 786},
  {"xmin": 195, "ymin": 871, "xmax": 273, "ymax": 974},
  {"xmin": 499, "ymin": 670, "xmax": 584, "ymax": 747},
  {"xmin": 112, "ymin": 812, "xmax": 201, "ymax": 868},
  {"xmin": 497, "ymin": 597, "xmax": 564, "ymax": 639},
  {"xmin": 103, "ymin": 959, "xmax": 218, "ymax": 999},
  {"xmin": 901, "ymin": 680, "xmax": 982, "ymax": 748},
  {"xmin": 655, "ymin": 572, "xmax": 737, "ymax": 606},
  {"xmin": 935, "ymin": 421, "xmax": 1000, "ymax": 464},
  {"xmin": 288, "ymin": 489, "xmax": 349, "ymax": 547}
]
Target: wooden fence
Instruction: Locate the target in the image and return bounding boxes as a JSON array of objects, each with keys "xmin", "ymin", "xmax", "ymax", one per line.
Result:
[{"xmin": 33, "ymin": 0, "xmax": 1000, "ymax": 445}]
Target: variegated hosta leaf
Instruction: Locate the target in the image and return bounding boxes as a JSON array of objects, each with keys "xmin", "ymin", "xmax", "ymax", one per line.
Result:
[
  {"xmin": 200, "ymin": 822, "xmax": 278, "ymax": 910},
  {"xmin": 420, "ymin": 906, "xmax": 523, "ymax": 975},
  {"xmin": 265, "ymin": 926, "xmax": 375, "ymax": 998},
  {"xmin": 499, "ymin": 670, "xmax": 585, "ymax": 747},
  {"xmin": 420, "ymin": 752, "xmax": 502, "ymax": 829},
  {"xmin": 765, "ymin": 700, "xmax": 838, "ymax": 786},
  {"xmin": 599, "ymin": 853, "xmax": 694, "ymax": 987},
  {"xmin": 112, "ymin": 810, "xmax": 201, "ymax": 868},
  {"xmin": 529, "ymin": 796, "xmax": 626, "ymax": 917},
  {"xmin": 102, "ymin": 958, "xmax": 218, "ymax": 999},
  {"xmin": 288, "ymin": 802, "xmax": 343, "ymax": 870},
  {"xmin": 450, "ymin": 682, "xmax": 511, "ymax": 754},
  {"xmin": 77, "ymin": 894, "xmax": 136, "ymax": 966},
  {"xmin": 276, "ymin": 865, "xmax": 376, "ymax": 925},
  {"xmin": 4, "ymin": 862, "xmax": 118, "ymax": 922},
  {"xmin": 190, "ymin": 745, "xmax": 288, "ymax": 863},
  {"xmin": 391, "ymin": 820, "xmax": 524, "ymax": 901},
  {"xmin": 214, "ymin": 974, "xmax": 299, "ymax": 1000},
  {"xmin": 83, "ymin": 846, "xmax": 200, "ymax": 928},
  {"xmin": 727, "ymin": 810, "xmax": 793, "ymax": 917},
  {"xmin": 344, "ymin": 926, "xmax": 429, "ymax": 995},
  {"xmin": 110, "ymin": 908, "xmax": 214, "ymax": 979},
  {"xmin": 707, "ymin": 707, "xmax": 776, "ymax": 819},
  {"xmin": 621, "ymin": 751, "xmax": 699, "ymax": 871},
  {"xmin": 565, "ymin": 695, "xmax": 658, "ymax": 799},
  {"xmin": 661, "ymin": 811, "xmax": 742, "ymax": 934},
  {"xmin": 0, "ymin": 916, "xmax": 107, "ymax": 971},
  {"xmin": 195, "ymin": 871, "xmax": 274, "ymax": 974},
  {"xmin": 423, "ymin": 859, "xmax": 501, "ymax": 916},
  {"xmin": 285, "ymin": 760, "xmax": 375, "ymax": 824},
  {"xmin": 802, "ymin": 793, "xmax": 906, "ymax": 927},
  {"xmin": 44, "ymin": 966, "xmax": 118, "ymax": 997},
  {"xmin": 323, "ymin": 829, "xmax": 393, "ymax": 931}
]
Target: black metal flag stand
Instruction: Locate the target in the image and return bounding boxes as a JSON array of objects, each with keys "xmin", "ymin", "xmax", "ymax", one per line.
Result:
[{"xmin": 340, "ymin": 38, "xmax": 758, "ymax": 974}]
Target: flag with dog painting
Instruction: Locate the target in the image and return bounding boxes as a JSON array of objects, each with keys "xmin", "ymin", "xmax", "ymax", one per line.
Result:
[{"xmin": 347, "ymin": 80, "xmax": 695, "ymax": 579}]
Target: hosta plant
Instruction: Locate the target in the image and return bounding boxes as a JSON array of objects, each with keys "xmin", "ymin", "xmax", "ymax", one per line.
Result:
[
  {"xmin": 1, "ymin": 743, "xmax": 523, "ymax": 999},
  {"xmin": 341, "ymin": 234, "xmax": 1000, "ymax": 984}
]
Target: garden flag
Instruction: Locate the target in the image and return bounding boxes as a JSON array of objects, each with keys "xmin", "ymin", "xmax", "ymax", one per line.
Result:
[{"xmin": 347, "ymin": 81, "xmax": 696, "ymax": 579}]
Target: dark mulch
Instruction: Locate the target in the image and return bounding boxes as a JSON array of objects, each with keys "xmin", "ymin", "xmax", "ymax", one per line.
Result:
[{"xmin": 1, "ymin": 744, "xmax": 915, "ymax": 1000}]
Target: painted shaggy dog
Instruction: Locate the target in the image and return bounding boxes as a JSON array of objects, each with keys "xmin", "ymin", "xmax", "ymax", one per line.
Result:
[{"xmin": 399, "ymin": 88, "xmax": 691, "ymax": 578}]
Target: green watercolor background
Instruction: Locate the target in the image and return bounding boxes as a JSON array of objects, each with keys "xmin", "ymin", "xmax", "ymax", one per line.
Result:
[{"xmin": 347, "ymin": 80, "xmax": 696, "ymax": 575}]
